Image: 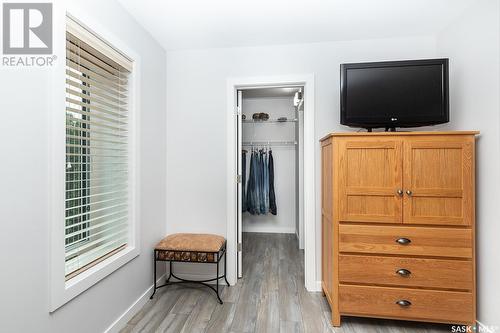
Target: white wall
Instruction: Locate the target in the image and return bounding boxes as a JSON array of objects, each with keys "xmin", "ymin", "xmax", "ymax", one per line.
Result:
[
  {"xmin": 242, "ymin": 96, "xmax": 297, "ymax": 234},
  {"xmin": 0, "ymin": 1, "xmax": 166, "ymax": 332},
  {"xmin": 165, "ymin": 36, "xmax": 437, "ymax": 281},
  {"xmin": 436, "ymin": 0, "xmax": 500, "ymax": 325}
]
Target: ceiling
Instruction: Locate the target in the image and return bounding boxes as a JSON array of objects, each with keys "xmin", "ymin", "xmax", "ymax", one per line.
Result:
[{"xmin": 117, "ymin": 0, "xmax": 474, "ymax": 51}]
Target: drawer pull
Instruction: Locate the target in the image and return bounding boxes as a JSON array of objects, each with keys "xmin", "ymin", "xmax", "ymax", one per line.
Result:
[
  {"xmin": 396, "ymin": 268, "xmax": 411, "ymax": 276},
  {"xmin": 396, "ymin": 237, "xmax": 411, "ymax": 245},
  {"xmin": 395, "ymin": 300, "xmax": 412, "ymax": 307},
  {"xmin": 396, "ymin": 189, "xmax": 404, "ymax": 196}
]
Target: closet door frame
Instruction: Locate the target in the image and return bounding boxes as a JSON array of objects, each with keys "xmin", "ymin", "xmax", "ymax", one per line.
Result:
[
  {"xmin": 226, "ymin": 74, "xmax": 316, "ymax": 290},
  {"xmin": 237, "ymin": 90, "xmax": 243, "ymax": 278}
]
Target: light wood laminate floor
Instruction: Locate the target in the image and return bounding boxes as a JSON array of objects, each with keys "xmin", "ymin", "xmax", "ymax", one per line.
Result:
[{"xmin": 121, "ymin": 233, "xmax": 452, "ymax": 333}]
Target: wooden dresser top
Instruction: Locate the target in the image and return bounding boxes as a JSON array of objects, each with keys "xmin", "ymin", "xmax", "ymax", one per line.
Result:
[{"xmin": 320, "ymin": 131, "xmax": 479, "ymax": 142}]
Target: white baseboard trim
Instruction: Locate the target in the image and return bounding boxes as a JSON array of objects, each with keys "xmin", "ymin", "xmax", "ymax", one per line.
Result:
[
  {"xmin": 296, "ymin": 231, "xmax": 304, "ymax": 250},
  {"xmin": 304, "ymin": 280, "xmax": 322, "ymax": 292},
  {"xmin": 104, "ymin": 273, "xmax": 165, "ymax": 333},
  {"xmin": 242, "ymin": 226, "xmax": 296, "ymax": 234}
]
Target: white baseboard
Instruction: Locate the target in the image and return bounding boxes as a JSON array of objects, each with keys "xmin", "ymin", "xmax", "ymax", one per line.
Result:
[
  {"xmin": 296, "ymin": 231, "xmax": 304, "ymax": 249},
  {"xmin": 314, "ymin": 280, "xmax": 322, "ymax": 292},
  {"xmin": 104, "ymin": 273, "xmax": 165, "ymax": 333}
]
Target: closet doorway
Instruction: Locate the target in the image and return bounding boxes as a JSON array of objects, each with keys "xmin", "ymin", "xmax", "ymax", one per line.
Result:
[
  {"xmin": 237, "ymin": 87, "xmax": 304, "ymax": 278},
  {"xmin": 226, "ymin": 75, "xmax": 316, "ymax": 291}
]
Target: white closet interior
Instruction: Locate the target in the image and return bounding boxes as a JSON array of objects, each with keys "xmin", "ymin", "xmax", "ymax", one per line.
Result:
[{"xmin": 240, "ymin": 87, "xmax": 304, "ymax": 245}]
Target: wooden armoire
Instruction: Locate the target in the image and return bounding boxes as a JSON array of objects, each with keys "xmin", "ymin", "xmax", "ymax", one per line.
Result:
[{"xmin": 320, "ymin": 131, "xmax": 478, "ymax": 327}]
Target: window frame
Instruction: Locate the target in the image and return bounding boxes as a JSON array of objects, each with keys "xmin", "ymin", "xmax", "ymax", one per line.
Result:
[{"xmin": 49, "ymin": 11, "xmax": 141, "ymax": 312}]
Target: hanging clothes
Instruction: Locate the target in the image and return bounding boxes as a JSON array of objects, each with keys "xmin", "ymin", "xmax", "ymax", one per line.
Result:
[
  {"xmin": 242, "ymin": 150, "xmax": 247, "ymax": 212},
  {"xmin": 246, "ymin": 151, "xmax": 256, "ymax": 215},
  {"xmin": 258, "ymin": 151, "xmax": 266, "ymax": 214},
  {"xmin": 244, "ymin": 148, "xmax": 277, "ymax": 216},
  {"xmin": 268, "ymin": 150, "xmax": 277, "ymax": 215},
  {"xmin": 254, "ymin": 150, "xmax": 262, "ymax": 215},
  {"xmin": 263, "ymin": 150, "xmax": 270, "ymax": 213}
]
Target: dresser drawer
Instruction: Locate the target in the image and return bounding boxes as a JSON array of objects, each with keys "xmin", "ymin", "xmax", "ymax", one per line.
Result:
[
  {"xmin": 339, "ymin": 224, "xmax": 472, "ymax": 258},
  {"xmin": 339, "ymin": 285, "xmax": 473, "ymax": 324},
  {"xmin": 339, "ymin": 255, "xmax": 473, "ymax": 290}
]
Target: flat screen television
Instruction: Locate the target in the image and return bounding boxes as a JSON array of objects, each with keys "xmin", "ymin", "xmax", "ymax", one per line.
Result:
[{"xmin": 340, "ymin": 58, "xmax": 449, "ymax": 131}]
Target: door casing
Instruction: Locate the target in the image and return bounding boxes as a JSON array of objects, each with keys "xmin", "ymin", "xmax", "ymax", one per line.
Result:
[{"xmin": 226, "ymin": 74, "xmax": 317, "ymax": 291}]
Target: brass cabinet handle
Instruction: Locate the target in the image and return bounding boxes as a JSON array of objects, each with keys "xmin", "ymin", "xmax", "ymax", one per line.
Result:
[
  {"xmin": 395, "ymin": 300, "xmax": 412, "ymax": 307},
  {"xmin": 396, "ymin": 237, "xmax": 411, "ymax": 245},
  {"xmin": 396, "ymin": 189, "xmax": 403, "ymax": 196},
  {"xmin": 396, "ymin": 268, "xmax": 412, "ymax": 276},
  {"xmin": 406, "ymin": 190, "xmax": 413, "ymax": 196}
]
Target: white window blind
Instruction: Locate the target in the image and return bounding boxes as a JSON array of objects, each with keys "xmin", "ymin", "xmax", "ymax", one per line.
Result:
[{"xmin": 65, "ymin": 31, "xmax": 131, "ymax": 279}]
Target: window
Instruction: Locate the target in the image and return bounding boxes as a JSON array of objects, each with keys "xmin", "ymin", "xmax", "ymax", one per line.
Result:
[
  {"xmin": 65, "ymin": 29, "xmax": 131, "ymax": 279},
  {"xmin": 50, "ymin": 14, "xmax": 138, "ymax": 311}
]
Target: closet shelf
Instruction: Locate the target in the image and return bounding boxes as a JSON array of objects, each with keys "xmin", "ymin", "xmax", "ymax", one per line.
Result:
[
  {"xmin": 242, "ymin": 141, "xmax": 297, "ymax": 146},
  {"xmin": 242, "ymin": 118, "xmax": 298, "ymax": 123}
]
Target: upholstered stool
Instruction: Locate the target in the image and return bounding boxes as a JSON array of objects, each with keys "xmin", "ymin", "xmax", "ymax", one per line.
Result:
[{"xmin": 150, "ymin": 233, "xmax": 229, "ymax": 304}]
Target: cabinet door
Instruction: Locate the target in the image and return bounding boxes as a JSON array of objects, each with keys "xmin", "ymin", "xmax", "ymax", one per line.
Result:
[
  {"xmin": 339, "ymin": 140, "xmax": 403, "ymax": 223},
  {"xmin": 403, "ymin": 137, "xmax": 474, "ymax": 226}
]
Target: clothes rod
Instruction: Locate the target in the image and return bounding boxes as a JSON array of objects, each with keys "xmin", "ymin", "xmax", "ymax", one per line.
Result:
[
  {"xmin": 242, "ymin": 118, "xmax": 298, "ymax": 123},
  {"xmin": 242, "ymin": 141, "xmax": 297, "ymax": 146}
]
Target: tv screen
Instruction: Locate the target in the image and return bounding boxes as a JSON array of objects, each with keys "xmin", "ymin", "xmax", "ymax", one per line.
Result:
[{"xmin": 340, "ymin": 59, "xmax": 449, "ymax": 130}]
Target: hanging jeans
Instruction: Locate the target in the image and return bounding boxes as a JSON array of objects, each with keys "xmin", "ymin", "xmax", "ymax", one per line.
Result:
[
  {"xmin": 242, "ymin": 151, "xmax": 247, "ymax": 212},
  {"xmin": 246, "ymin": 150, "xmax": 274, "ymax": 216},
  {"xmin": 263, "ymin": 152, "xmax": 270, "ymax": 213},
  {"xmin": 257, "ymin": 151, "xmax": 264, "ymax": 214},
  {"xmin": 258, "ymin": 152, "xmax": 265, "ymax": 214},
  {"xmin": 252, "ymin": 152, "xmax": 258, "ymax": 215},
  {"xmin": 246, "ymin": 152, "xmax": 254, "ymax": 214},
  {"xmin": 247, "ymin": 152, "xmax": 256, "ymax": 215},
  {"xmin": 269, "ymin": 150, "xmax": 277, "ymax": 215}
]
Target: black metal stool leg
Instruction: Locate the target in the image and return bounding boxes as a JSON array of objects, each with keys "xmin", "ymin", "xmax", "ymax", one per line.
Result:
[
  {"xmin": 150, "ymin": 251, "xmax": 157, "ymax": 299},
  {"xmin": 216, "ymin": 254, "xmax": 222, "ymax": 304},
  {"xmin": 166, "ymin": 261, "xmax": 172, "ymax": 283}
]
